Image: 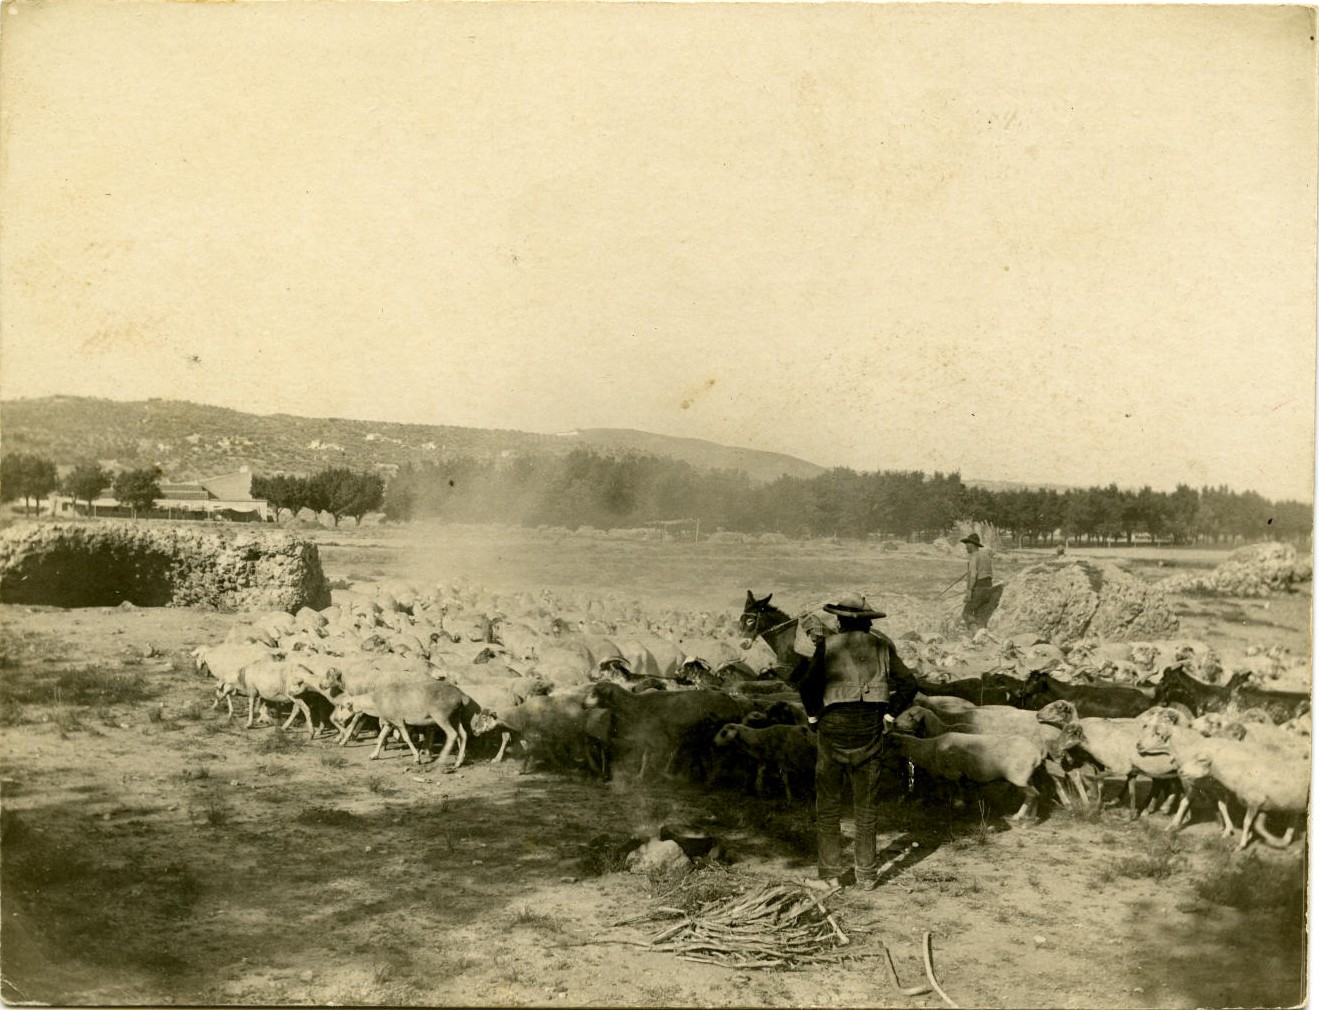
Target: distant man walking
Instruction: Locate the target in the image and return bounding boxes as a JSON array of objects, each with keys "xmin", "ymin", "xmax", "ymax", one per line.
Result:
[{"xmin": 960, "ymin": 532, "xmax": 995, "ymax": 631}]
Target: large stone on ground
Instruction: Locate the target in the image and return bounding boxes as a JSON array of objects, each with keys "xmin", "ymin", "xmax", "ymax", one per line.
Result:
[
  {"xmin": 988, "ymin": 559, "xmax": 1178, "ymax": 644},
  {"xmin": 0, "ymin": 521, "xmax": 331, "ymax": 612}
]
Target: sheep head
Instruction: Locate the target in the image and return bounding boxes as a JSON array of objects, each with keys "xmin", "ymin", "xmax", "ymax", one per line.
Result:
[{"xmin": 1035, "ymin": 699, "xmax": 1079, "ymax": 729}]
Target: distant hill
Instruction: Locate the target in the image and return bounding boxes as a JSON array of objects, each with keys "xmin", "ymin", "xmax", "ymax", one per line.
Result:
[{"xmin": 0, "ymin": 396, "xmax": 826, "ymax": 484}]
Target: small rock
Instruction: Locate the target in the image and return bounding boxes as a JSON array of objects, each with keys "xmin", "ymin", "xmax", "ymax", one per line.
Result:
[
  {"xmin": 626, "ymin": 839, "xmax": 692, "ymax": 878},
  {"xmin": 299, "ymin": 971, "xmax": 313, "ymax": 983},
  {"xmin": 558, "ymin": 876, "xmax": 578, "ymax": 884},
  {"xmin": 1033, "ymin": 935, "xmax": 1047, "ymax": 947},
  {"xmin": 364, "ymin": 845, "xmax": 373, "ymax": 853}
]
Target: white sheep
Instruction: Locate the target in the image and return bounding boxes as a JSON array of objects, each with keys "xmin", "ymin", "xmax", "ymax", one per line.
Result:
[
  {"xmin": 1136, "ymin": 720, "xmax": 1308, "ymax": 847},
  {"xmin": 191, "ymin": 643, "xmax": 280, "ymax": 718},
  {"xmin": 1035, "ymin": 699, "xmax": 1181, "ymax": 818},
  {"xmin": 239, "ymin": 658, "xmax": 335, "ymax": 736},
  {"xmin": 893, "ymin": 704, "xmax": 1064, "ymax": 754},
  {"xmin": 890, "ymin": 730, "xmax": 1050, "ymax": 821},
  {"xmin": 334, "ymin": 680, "xmax": 480, "ymax": 767}
]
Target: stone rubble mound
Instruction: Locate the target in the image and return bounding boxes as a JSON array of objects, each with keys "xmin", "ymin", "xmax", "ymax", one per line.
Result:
[
  {"xmin": 986, "ymin": 558, "xmax": 1179, "ymax": 645},
  {"xmin": 1160, "ymin": 541, "xmax": 1312, "ymax": 597},
  {"xmin": 0, "ymin": 521, "xmax": 331, "ymax": 612}
]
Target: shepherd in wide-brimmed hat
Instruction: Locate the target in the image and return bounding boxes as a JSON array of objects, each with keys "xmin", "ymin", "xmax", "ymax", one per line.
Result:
[
  {"xmin": 822, "ymin": 594, "xmax": 886, "ymax": 621},
  {"xmin": 798, "ymin": 590, "xmax": 919, "ymax": 895},
  {"xmin": 960, "ymin": 531, "xmax": 995, "ymax": 631}
]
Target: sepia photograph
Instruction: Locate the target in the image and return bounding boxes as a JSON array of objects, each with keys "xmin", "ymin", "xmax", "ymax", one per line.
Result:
[{"xmin": 0, "ymin": 2, "xmax": 1314, "ymax": 1007}]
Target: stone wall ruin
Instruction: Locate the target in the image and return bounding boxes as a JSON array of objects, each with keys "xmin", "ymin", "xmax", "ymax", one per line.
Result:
[{"xmin": 0, "ymin": 522, "xmax": 331, "ymax": 612}]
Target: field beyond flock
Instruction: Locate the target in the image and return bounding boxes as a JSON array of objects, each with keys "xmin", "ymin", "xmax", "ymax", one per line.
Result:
[{"xmin": 0, "ymin": 522, "xmax": 1310, "ymax": 1008}]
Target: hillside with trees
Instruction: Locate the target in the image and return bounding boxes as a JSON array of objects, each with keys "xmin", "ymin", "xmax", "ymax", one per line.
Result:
[{"xmin": 0, "ymin": 397, "xmax": 822, "ymax": 484}]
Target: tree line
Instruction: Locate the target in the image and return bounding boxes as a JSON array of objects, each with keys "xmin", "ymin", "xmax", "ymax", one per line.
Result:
[
  {"xmin": 0, "ymin": 454, "xmax": 164, "ymax": 518},
  {"xmin": 2, "ymin": 448, "xmax": 1310, "ymax": 543},
  {"xmin": 0, "ymin": 455, "xmax": 383, "ymax": 527},
  {"xmin": 376, "ymin": 449, "xmax": 1311, "ymax": 545}
]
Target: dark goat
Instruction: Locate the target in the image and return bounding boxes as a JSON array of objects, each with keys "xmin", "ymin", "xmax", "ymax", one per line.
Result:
[
  {"xmin": 914, "ymin": 673, "xmax": 1022, "ymax": 707},
  {"xmin": 1154, "ymin": 664, "xmax": 1308, "ymax": 723},
  {"xmin": 1231, "ymin": 683, "xmax": 1311, "ymax": 724},
  {"xmin": 583, "ymin": 681, "xmax": 743, "ymax": 779},
  {"xmin": 1153, "ymin": 664, "xmax": 1244, "ymax": 716},
  {"xmin": 1019, "ymin": 670, "xmax": 1155, "ymax": 718}
]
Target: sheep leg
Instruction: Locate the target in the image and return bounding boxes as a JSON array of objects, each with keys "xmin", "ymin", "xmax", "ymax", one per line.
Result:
[
  {"xmin": 493, "ymin": 730, "xmax": 511, "ymax": 763},
  {"xmin": 1009, "ymin": 784, "xmax": 1038, "ymax": 822},
  {"xmin": 1217, "ymin": 800, "xmax": 1237, "ymax": 838},
  {"xmin": 453, "ymin": 721, "xmax": 469, "ymax": 768},
  {"xmin": 295, "ymin": 696, "xmax": 316, "ymax": 738},
  {"xmin": 754, "ymin": 764, "xmax": 766, "ymax": 798},
  {"xmin": 369, "ymin": 724, "xmax": 392, "ymax": 760},
  {"xmin": 1253, "ymin": 814, "xmax": 1296, "ymax": 849},
  {"xmin": 781, "ymin": 767, "xmax": 794, "ymax": 804},
  {"xmin": 432, "ymin": 717, "xmax": 459, "ymax": 767},
  {"xmin": 246, "ymin": 692, "xmax": 259, "ymax": 729},
  {"xmin": 1238, "ymin": 804, "xmax": 1260, "ymax": 851},
  {"xmin": 518, "ymin": 739, "xmax": 535, "ymax": 774},
  {"xmin": 661, "ymin": 748, "xmax": 679, "ymax": 779},
  {"xmin": 637, "ymin": 750, "xmax": 651, "ymax": 781},
  {"xmin": 339, "ymin": 712, "xmax": 364, "ymax": 746},
  {"xmin": 394, "ymin": 721, "xmax": 425, "ymax": 764}
]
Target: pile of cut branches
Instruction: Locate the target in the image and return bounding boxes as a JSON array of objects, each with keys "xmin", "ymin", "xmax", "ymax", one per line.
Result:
[{"xmin": 645, "ymin": 882, "xmax": 850, "ymax": 969}]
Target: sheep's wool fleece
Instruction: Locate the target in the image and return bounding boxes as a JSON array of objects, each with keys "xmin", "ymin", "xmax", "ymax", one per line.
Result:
[
  {"xmin": 0, "ymin": 521, "xmax": 331, "ymax": 612},
  {"xmin": 988, "ymin": 560, "xmax": 1178, "ymax": 645}
]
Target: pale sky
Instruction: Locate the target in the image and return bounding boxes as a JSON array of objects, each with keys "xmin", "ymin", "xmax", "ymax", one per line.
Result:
[{"xmin": 1, "ymin": 2, "xmax": 1315, "ymax": 501}]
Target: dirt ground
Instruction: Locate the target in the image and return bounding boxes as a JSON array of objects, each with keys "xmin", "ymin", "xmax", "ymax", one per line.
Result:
[{"xmin": 0, "ymin": 524, "xmax": 1309, "ymax": 1008}]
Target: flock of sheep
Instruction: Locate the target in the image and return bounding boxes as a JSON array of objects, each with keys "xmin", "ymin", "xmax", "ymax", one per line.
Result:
[{"xmin": 189, "ymin": 579, "xmax": 1311, "ymax": 853}]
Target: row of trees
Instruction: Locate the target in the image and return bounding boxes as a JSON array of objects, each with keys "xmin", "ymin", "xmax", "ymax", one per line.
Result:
[
  {"xmin": 0, "ymin": 454, "xmax": 384, "ymax": 526},
  {"xmin": 376, "ymin": 449, "xmax": 1312, "ymax": 545},
  {"xmin": 251, "ymin": 469, "xmax": 384, "ymax": 526},
  {"xmin": 0, "ymin": 455, "xmax": 165, "ymax": 517},
  {"xmin": 3, "ymin": 448, "xmax": 1311, "ymax": 543},
  {"xmin": 962, "ymin": 484, "xmax": 1314, "ymax": 546}
]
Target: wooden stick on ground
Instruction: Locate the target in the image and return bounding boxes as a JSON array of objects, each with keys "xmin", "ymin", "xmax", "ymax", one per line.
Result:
[
  {"xmin": 922, "ymin": 931, "xmax": 959, "ymax": 1009},
  {"xmin": 881, "ymin": 943, "xmax": 931, "ymax": 997}
]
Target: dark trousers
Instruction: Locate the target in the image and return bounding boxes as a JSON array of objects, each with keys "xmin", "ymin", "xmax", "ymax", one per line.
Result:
[
  {"xmin": 962, "ymin": 577, "xmax": 995, "ymax": 630},
  {"xmin": 814, "ymin": 703, "xmax": 886, "ymax": 882}
]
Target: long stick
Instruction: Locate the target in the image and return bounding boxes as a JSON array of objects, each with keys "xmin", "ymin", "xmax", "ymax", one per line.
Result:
[
  {"xmin": 922, "ymin": 932, "xmax": 959, "ymax": 1009},
  {"xmin": 881, "ymin": 944, "xmax": 931, "ymax": 997},
  {"xmin": 936, "ymin": 573, "xmax": 967, "ymax": 600}
]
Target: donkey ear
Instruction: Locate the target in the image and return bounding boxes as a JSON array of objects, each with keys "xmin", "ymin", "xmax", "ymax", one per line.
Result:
[
  {"xmin": 746, "ymin": 590, "xmax": 756, "ymax": 604},
  {"xmin": 758, "ymin": 593, "xmax": 773, "ymax": 607}
]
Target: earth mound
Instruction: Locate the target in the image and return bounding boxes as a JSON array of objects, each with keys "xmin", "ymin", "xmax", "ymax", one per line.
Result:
[
  {"xmin": 0, "ymin": 521, "xmax": 331, "ymax": 611},
  {"xmin": 988, "ymin": 559, "xmax": 1178, "ymax": 644},
  {"xmin": 1161, "ymin": 541, "xmax": 1312, "ymax": 597}
]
